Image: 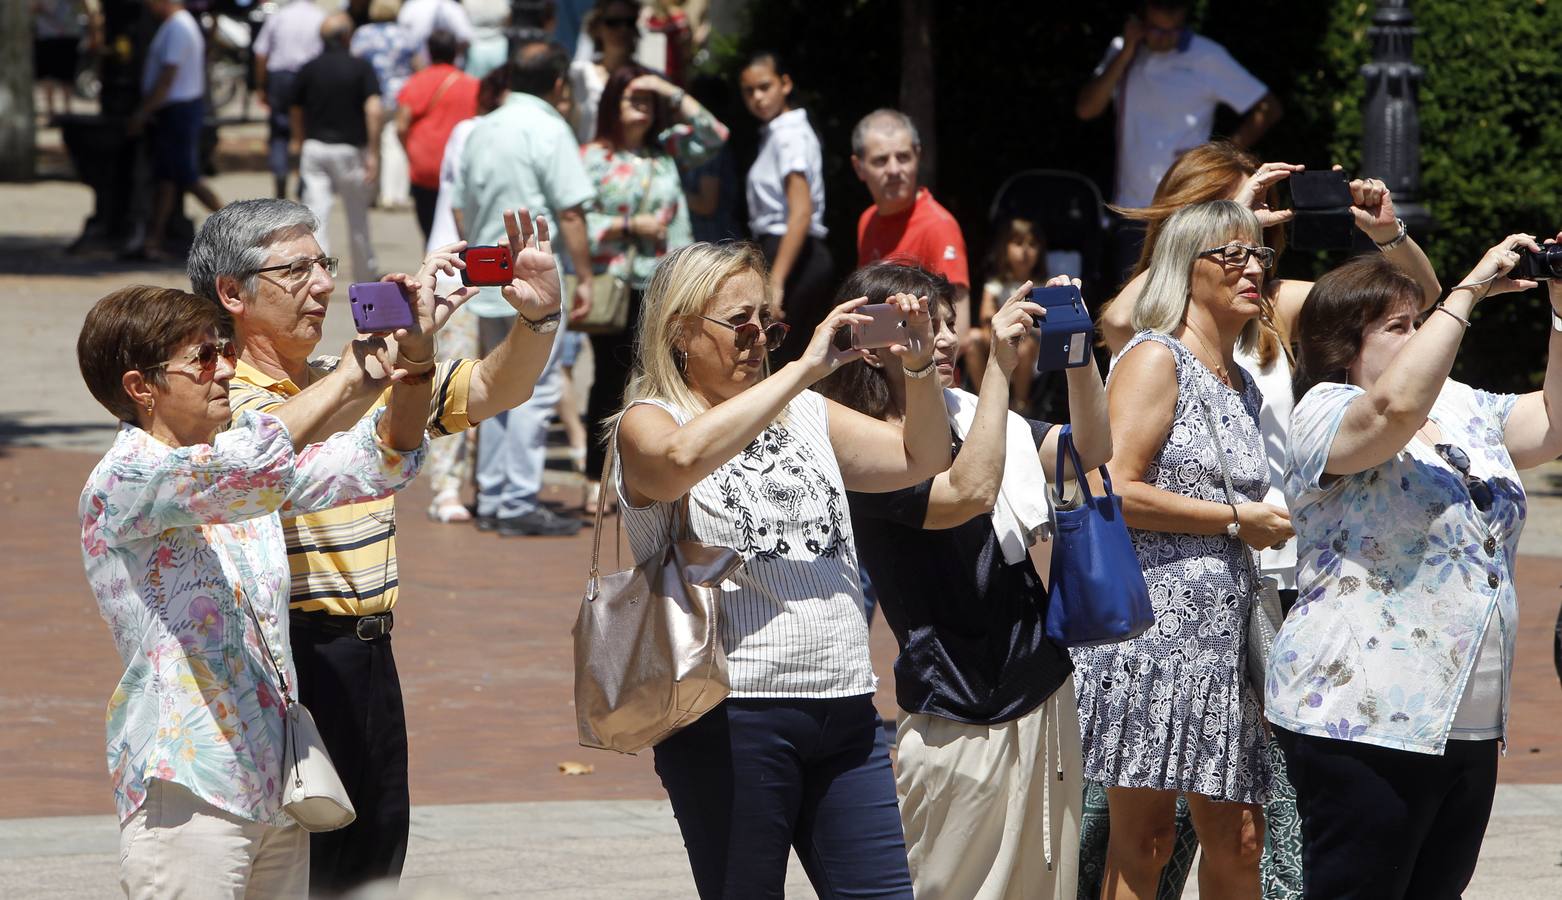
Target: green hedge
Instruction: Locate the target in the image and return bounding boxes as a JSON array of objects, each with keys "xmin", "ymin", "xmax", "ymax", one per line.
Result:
[{"xmin": 707, "ymin": 1, "xmax": 1562, "ymax": 392}]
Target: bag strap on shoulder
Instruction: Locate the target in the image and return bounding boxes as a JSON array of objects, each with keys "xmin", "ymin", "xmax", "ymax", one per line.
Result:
[{"xmin": 587, "ymin": 408, "xmax": 693, "ymax": 599}]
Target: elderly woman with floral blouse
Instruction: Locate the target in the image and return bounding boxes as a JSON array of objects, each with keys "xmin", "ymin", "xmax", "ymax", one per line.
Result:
[
  {"xmin": 76, "ymin": 284, "xmax": 438, "ymax": 896},
  {"xmin": 1272, "ymin": 235, "xmax": 1562, "ymax": 899},
  {"xmin": 580, "ymin": 65, "xmax": 727, "ymax": 512}
]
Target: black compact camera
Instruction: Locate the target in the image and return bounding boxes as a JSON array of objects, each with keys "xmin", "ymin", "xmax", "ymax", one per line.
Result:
[{"xmin": 1511, "ymin": 244, "xmax": 1562, "ymax": 281}]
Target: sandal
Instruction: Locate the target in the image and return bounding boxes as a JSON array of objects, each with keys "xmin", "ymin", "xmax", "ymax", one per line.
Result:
[{"xmin": 427, "ymin": 491, "xmax": 472, "ymax": 524}]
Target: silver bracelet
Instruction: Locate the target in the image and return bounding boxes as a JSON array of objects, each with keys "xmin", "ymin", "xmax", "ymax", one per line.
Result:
[
  {"xmin": 1435, "ymin": 304, "xmax": 1471, "ymax": 329},
  {"xmin": 1375, "ymin": 217, "xmax": 1409, "ymax": 251},
  {"xmin": 903, "ymin": 359, "xmax": 937, "ymax": 380}
]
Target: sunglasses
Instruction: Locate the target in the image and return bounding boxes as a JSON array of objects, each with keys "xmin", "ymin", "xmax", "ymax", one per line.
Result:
[
  {"xmin": 600, "ymin": 15, "xmax": 637, "ymax": 29},
  {"xmin": 699, "ymin": 315, "xmax": 789, "ymax": 352},
  {"xmin": 1198, "ymin": 242, "xmax": 1276, "ymax": 271},
  {"xmin": 1434, "ymin": 443, "xmax": 1494, "ymax": 513},
  {"xmin": 143, "ymin": 338, "xmax": 239, "ymax": 375},
  {"xmin": 251, "ymin": 255, "xmax": 339, "ymax": 281}
]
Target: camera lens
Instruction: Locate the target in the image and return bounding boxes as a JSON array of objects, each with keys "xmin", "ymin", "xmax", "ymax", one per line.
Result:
[{"xmin": 1543, "ymin": 244, "xmax": 1562, "ymax": 278}]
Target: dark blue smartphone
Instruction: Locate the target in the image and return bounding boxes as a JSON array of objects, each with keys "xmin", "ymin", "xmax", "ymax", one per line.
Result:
[
  {"xmin": 1031, "ymin": 285, "xmax": 1094, "ymax": 372},
  {"xmin": 348, "ymin": 282, "xmax": 415, "ymax": 333}
]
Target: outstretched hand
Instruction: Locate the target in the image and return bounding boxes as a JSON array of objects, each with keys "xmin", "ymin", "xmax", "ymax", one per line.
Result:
[
  {"xmin": 1234, "ymin": 161, "xmax": 1304, "ymax": 229},
  {"xmin": 498, "ymin": 208, "xmax": 564, "ymax": 322},
  {"xmin": 379, "ymin": 241, "xmax": 477, "ymax": 363}
]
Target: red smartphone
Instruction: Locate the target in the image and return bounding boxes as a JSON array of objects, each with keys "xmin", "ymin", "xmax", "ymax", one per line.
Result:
[
  {"xmin": 833, "ymin": 303, "xmax": 907, "ymax": 352},
  {"xmin": 460, "ymin": 245, "xmax": 513, "ymax": 286},
  {"xmin": 348, "ymin": 282, "xmax": 415, "ymax": 333}
]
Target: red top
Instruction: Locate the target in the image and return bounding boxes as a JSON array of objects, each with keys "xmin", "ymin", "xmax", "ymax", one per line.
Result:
[
  {"xmin": 397, "ymin": 64, "xmax": 479, "ymax": 189},
  {"xmin": 856, "ymin": 188, "xmax": 970, "ymax": 287}
]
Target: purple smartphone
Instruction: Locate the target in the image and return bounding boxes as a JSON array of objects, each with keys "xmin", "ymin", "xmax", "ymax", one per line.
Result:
[
  {"xmin": 348, "ymin": 282, "xmax": 415, "ymax": 333},
  {"xmin": 832, "ymin": 303, "xmax": 907, "ymax": 351}
]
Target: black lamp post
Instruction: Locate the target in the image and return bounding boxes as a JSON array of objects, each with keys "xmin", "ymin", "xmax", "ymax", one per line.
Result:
[{"xmin": 1360, "ymin": 0, "xmax": 1431, "ymax": 230}]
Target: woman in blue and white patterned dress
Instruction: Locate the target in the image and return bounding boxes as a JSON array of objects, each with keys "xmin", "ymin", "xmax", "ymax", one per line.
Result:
[{"xmin": 1074, "ymin": 200, "xmax": 1292, "ymax": 898}]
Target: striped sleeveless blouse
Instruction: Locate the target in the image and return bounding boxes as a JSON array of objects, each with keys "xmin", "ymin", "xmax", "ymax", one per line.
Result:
[{"xmin": 614, "ymin": 391, "xmax": 877, "ymax": 698}]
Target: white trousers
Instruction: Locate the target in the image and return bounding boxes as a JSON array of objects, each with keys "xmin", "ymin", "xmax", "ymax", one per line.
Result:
[
  {"xmin": 378, "ymin": 118, "xmax": 411, "ymax": 208},
  {"xmin": 896, "ymin": 679, "xmax": 1084, "ymax": 900},
  {"xmin": 300, "ymin": 139, "xmax": 378, "ymax": 283},
  {"xmin": 118, "ymin": 779, "xmax": 308, "ymax": 899}
]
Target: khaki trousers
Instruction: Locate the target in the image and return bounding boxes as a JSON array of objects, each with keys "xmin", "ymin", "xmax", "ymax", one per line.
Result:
[
  {"xmin": 896, "ymin": 679, "xmax": 1084, "ymax": 900},
  {"xmin": 118, "ymin": 779, "xmax": 308, "ymax": 899}
]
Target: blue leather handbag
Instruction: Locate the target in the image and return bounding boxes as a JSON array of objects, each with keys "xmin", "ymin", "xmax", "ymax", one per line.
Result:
[{"xmin": 1046, "ymin": 425, "xmax": 1154, "ymax": 647}]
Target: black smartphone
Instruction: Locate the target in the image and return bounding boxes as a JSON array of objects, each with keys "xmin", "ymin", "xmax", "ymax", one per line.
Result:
[{"xmin": 1288, "ymin": 170, "xmax": 1352, "ymax": 210}]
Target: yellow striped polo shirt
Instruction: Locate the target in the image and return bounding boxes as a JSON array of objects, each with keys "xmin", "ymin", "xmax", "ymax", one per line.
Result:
[{"xmin": 229, "ymin": 357, "xmax": 477, "ymax": 615}]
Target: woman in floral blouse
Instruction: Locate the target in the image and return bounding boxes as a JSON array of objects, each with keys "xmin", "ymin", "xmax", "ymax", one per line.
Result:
[
  {"xmin": 1274, "ymin": 236, "xmax": 1562, "ymax": 898},
  {"xmin": 76, "ymin": 286, "xmax": 429, "ymax": 896},
  {"xmin": 581, "ymin": 66, "xmax": 727, "ymax": 512}
]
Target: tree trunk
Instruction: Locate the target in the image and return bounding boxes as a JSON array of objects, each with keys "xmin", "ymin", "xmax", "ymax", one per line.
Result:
[
  {"xmin": 0, "ymin": 0, "xmax": 37, "ymax": 181},
  {"xmin": 899, "ymin": 0, "xmax": 935, "ymax": 188}
]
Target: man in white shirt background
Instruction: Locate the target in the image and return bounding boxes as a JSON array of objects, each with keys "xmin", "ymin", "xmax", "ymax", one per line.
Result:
[
  {"xmin": 1075, "ymin": 0, "xmax": 1281, "ymax": 276},
  {"xmin": 128, "ymin": 0, "xmax": 221, "ymax": 260},
  {"xmin": 253, "ymin": 0, "xmax": 326, "ymax": 199}
]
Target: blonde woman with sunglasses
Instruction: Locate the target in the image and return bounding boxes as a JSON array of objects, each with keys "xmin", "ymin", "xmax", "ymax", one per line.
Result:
[{"xmin": 608, "ymin": 242, "xmax": 950, "ymax": 898}]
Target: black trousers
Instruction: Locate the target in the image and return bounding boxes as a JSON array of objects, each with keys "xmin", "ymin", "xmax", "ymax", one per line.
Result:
[
  {"xmin": 759, "ymin": 233, "xmax": 836, "ymax": 369},
  {"xmin": 1273, "ymin": 726, "xmax": 1499, "ymax": 900},
  {"xmin": 411, "ymin": 184, "xmax": 439, "ymax": 244},
  {"xmin": 585, "ymin": 288, "xmax": 645, "ymax": 478},
  {"xmin": 290, "ymin": 619, "xmax": 410, "ymax": 895}
]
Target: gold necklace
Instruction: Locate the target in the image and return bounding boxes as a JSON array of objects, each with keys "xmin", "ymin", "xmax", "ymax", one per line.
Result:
[{"xmin": 1183, "ymin": 320, "xmax": 1230, "ymax": 386}]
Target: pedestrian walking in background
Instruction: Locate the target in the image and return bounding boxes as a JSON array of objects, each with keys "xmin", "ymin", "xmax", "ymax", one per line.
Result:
[
  {"xmin": 76, "ymin": 285, "xmax": 430, "ymax": 899},
  {"xmin": 292, "ymin": 14, "xmax": 382, "ymax": 282},
  {"xmin": 451, "ymin": 39, "xmax": 597, "ymax": 536},
  {"xmin": 128, "ymin": 0, "xmax": 221, "ymax": 261},
  {"xmin": 32, "ymin": 0, "xmax": 89, "ymax": 120},
  {"xmin": 741, "ymin": 51, "xmax": 832, "ymax": 368},
  {"xmin": 398, "ymin": 29, "xmax": 478, "ymax": 240},
  {"xmin": 352, "ymin": 0, "xmax": 418, "ymax": 210},
  {"xmin": 580, "ymin": 66, "xmax": 727, "ymax": 514},
  {"xmin": 1273, "ymin": 234, "xmax": 1562, "ymax": 899},
  {"xmin": 1076, "ymin": 201, "xmax": 1292, "ymax": 898},
  {"xmin": 396, "ymin": 0, "xmax": 473, "ymax": 59},
  {"xmin": 463, "ymin": 0, "xmax": 511, "ymax": 78},
  {"xmin": 611, "ymin": 242, "xmax": 949, "ymax": 898},
  {"xmin": 252, "ymin": 0, "xmax": 325, "ymax": 199}
]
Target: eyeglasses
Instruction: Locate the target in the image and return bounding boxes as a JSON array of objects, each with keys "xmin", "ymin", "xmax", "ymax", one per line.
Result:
[
  {"xmin": 251, "ymin": 255, "xmax": 339, "ymax": 281},
  {"xmin": 1434, "ymin": 443, "xmax": 1494, "ymax": 513},
  {"xmin": 142, "ymin": 338, "xmax": 239, "ymax": 375},
  {"xmin": 699, "ymin": 315, "xmax": 789, "ymax": 352},
  {"xmin": 1198, "ymin": 243, "xmax": 1276, "ymax": 271},
  {"xmin": 600, "ymin": 15, "xmax": 637, "ymax": 29}
]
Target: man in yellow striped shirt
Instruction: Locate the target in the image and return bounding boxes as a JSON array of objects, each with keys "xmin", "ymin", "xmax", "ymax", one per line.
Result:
[{"xmin": 188, "ymin": 198, "xmax": 565, "ymax": 892}]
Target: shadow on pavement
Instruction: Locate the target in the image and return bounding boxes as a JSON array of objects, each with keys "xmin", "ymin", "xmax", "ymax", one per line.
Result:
[
  {"xmin": 0, "ymin": 413, "xmax": 117, "ymax": 454},
  {"xmin": 0, "ymin": 235, "xmax": 189, "ymax": 280}
]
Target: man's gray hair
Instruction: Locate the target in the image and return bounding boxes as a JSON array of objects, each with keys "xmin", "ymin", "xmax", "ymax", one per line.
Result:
[
  {"xmin": 188, "ymin": 199, "xmax": 318, "ymax": 302},
  {"xmin": 851, "ymin": 108, "xmax": 921, "ymax": 158}
]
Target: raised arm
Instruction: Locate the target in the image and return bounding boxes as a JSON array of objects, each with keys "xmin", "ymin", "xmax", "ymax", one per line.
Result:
[
  {"xmin": 1105, "ymin": 340, "xmax": 1290, "ymax": 549},
  {"xmin": 1076, "ymin": 23, "xmax": 1141, "ymax": 121},
  {"xmin": 1323, "ymin": 235, "xmax": 1537, "ymax": 476},
  {"xmin": 921, "ymin": 282, "xmax": 1036, "ymax": 529},
  {"xmin": 1037, "ymin": 280, "xmax": 1112, "ymax": 477},
  {"xmin": 1231, "ymin": 93, "xmax": 1282, "ymax": 150},
  {"xmin": 464, "ymin": 210, "xmax": 569, "ymax": 421},
  {"xmin": 826, "ymin": 293, "xmax": 949, "ymax": 492},
  {"xmin": 1499, "ymin": 231, "xmax": 1562, "ymax": 469}
]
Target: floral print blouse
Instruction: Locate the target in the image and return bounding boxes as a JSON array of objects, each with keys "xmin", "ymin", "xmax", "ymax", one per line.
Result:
[
  {"xmin": 1268, "ymin": 379, "xmax": 1524, "ymax": 755},
  {"xmin": 351, "ymin": 22, "xmax": 416, "ymax": 110},
  {"xmin": 80, "ymin": 410, "xmax": 424, "ymax": 825},
  {"xmin": 583, "ymin": 109, "xmax": 728, "ymax": 289}
]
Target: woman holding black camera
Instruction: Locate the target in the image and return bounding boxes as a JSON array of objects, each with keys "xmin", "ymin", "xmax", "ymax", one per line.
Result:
[{"xmin": 1270, "ymin": 233, "xmax": 1562, "ymax": 899}]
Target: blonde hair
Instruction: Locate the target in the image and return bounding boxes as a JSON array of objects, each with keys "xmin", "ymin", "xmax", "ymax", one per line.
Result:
[
  {"xmin": 368, "ymin": 0, "xmax": 401, "ymax": 23},
  {"xmin": 1133, "ymin": 200, "xmax": 1264, "ymax": 354},
  {"xmin": 610, "ymin": 242, "xmax": 775, "ymax": 431}
]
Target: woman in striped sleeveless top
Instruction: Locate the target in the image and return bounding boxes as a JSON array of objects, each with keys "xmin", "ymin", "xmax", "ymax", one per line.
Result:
[{"xmin": 609, "ymin": 242, "xmax": 950, "ymax": 898}]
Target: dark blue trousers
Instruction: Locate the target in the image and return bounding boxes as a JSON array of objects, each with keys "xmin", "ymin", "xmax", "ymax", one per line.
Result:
[{"xmin": 653, "ymin": 694, "xmax": 912, "ymax": 899}]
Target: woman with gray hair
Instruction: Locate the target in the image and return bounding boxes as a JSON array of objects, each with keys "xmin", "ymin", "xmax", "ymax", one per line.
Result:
[{"xmin": 1073, "ymin": 200, "xmax": 1293, "ymax": 898}]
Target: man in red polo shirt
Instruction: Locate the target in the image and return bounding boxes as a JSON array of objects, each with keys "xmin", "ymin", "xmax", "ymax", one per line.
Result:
[{"xmin": 853, "ymin": 108, "xmax": 971, "ymax": 337}]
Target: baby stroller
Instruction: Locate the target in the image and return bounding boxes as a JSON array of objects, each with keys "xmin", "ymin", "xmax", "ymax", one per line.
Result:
[{"xmin": 987, "ymin": 170, "xmax": 1111, "ymax": 423}]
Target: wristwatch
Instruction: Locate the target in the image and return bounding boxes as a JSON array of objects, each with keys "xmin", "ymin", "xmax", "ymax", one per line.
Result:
[
  {"xmin": 518, "ymin": 309, "xmax": 562, "ymax": 334},
  {"xmin": 1551, "ymin": 307, "xmax": 1562, "ymax": 333}
]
